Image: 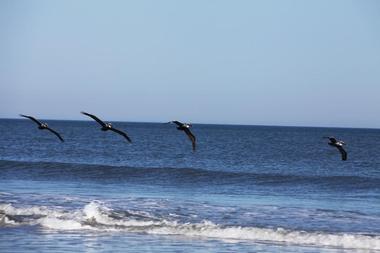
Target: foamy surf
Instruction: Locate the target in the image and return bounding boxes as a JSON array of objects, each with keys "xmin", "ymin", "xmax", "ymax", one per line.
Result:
[{"xmin": 1, "ymin": 201, "xmax": 379, "ymax": 250}]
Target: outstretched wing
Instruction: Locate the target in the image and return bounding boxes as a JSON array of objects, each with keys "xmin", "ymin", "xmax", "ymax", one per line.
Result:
[
  {"xmin": 171, "ymin": 121, "xmax": 183, "ymax": 127},
  {"xmin": 337, "ymin": 146, "xmax": 347, "ymax": 161},
  {"xmin": 20, "ymin": 114, "xmax": 43, "ymax": 126},
  {"xmin": 109, "ymin": 127, "xmax": 132, "ymax": 143},
  {"xmin": 45, "ymin": 127, "xmax": 64, "ymax": 142},
  {"xmin": 81, "ymin": 112, "xmax": 106, "ymax": 127},
  {"xmin": 184, "ymin": 128, "xmax": 196, "ymax": 151}
]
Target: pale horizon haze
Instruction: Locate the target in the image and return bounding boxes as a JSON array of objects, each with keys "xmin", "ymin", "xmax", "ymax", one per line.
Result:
[{"xmin": 1, "ymin": 0, "xmax": 380, "ymax": 128}]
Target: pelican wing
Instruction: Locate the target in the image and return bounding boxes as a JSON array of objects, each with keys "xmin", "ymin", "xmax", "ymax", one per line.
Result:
[
  {"xmin": 109, "ymin": 127, "xmax": 132, "ymax": 143},
  {"xmin": 81, "ymin": 112, "xmax": 106, "ymax": 127},
  {"xmin": 183, "ymin": 128, "xmax": 196, "ymax": 151},
  {"xmin": 337, "ymin": 146, "xmax": 347, "ymax": 161},
  {"xmin": 45, "ymin": 127, "xmax": 64, "ymax": 142},
  {"xmin": 20, "ymin": 114, "xmax": 43, "ymax": 126},
  {"xmin": 171, "ymin": 121, "xmax": 183, "ymax": 127}
]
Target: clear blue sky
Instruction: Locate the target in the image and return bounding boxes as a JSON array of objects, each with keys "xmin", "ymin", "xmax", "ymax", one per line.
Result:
[{"xmin": 1, "ymin": 0, "xmax": 379, "ymax": 128}]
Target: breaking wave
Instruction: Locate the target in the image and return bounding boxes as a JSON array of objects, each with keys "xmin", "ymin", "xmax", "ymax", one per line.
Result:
[{"xmin": 1, "ymin": 202, "xmax": 379, "ymax": 250}]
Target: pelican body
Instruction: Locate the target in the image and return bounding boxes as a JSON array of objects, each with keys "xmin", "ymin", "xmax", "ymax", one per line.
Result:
[
  {"xmin": 19, "ymin": 114, "xmax": 64, "ymax": 142},
  {"xmin": 325, "ymin": 137, "xmax": 347, "ymax": 161},
  {"xmin": 176, "ymin": 123, "xmax": 191, "ymax": 131},
  {"xmin": 101, "ymin": 123, "xmax": 113, "ymax": 131},
  {"xmin": 169, "ymin": 121, "xmax": 196, "ymax": 151},
  {"xmin": 38, "ymin": 123, "xmax": 48, "ymax": 130},
  {"xmin": 81, "ymin": 112, "xmax": 132, "ymax": 143}
]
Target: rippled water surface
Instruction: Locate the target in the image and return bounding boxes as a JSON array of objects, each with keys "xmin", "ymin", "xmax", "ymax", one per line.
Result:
[{"xmin": 1, "ymin": 119, "xmax": 380, "ymax": 252}]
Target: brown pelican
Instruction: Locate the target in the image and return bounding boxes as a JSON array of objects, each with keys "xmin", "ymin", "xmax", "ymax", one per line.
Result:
[
  {"xmin": 19, "ymin": 114, "xmax": 64, "ymax": 142},
  {"xmin": 324, "ymin": 137, "xmax": 347, "ymax": 161},
  {"xmin": 168, "ymin": 121, "xmax": 196, "ymax": 151},
  {"xmin": 81, "ymin": 112, "xmax": 131, "ymax": 142}
]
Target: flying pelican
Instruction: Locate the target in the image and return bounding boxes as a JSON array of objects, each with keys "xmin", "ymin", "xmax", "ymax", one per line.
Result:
[
  {"xmin": 324, "ymin": 136, "xmax": 347, "ymax": 161},
  {"xmin": 81, "ymin": 112, "xmax": 132, "ymax": 142},
  {"xmin": 19, "ymin": 114, "xmax": 64, "ymax": 142},
  {"xmin": 168, "ymin": 121, "xmax": 196, "ymax": 151}
]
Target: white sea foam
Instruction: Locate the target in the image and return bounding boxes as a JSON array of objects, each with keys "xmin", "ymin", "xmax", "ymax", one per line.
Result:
[
  {"xmin": 1, "ymin": 201, "xmax": 380, "ymax": 250},
  {"xmin": 0, "ymin": 192, "xmax": 13, "ymax": 196},
  {"xmin": 147, "ymin": 222, "xmax": 380, "ymax": 250},
  {"xmin": 39, "ymin": 217, "xmax": 84, "ymax": 230},
  {"xmin": 0, "ymin": 214, "xmax": 17, "ymax": 225},
  {"xmin": 0, "ymin": 203, "xmax": 65, "ymax": 217},
  {"xmin": 83, "ymin": 201, "xmax": 160, "ymax": 227}
]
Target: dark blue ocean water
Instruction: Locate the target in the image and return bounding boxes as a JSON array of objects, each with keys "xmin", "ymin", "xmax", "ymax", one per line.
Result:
[{"xmin": 1, "ymin": 119, "xmax": 380, "ymax": 252}]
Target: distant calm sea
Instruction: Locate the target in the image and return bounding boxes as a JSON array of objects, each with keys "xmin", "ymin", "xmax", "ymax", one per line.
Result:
[{"xmin": 1, "ymin": 119, "xmax": 380, "ymax": 252}]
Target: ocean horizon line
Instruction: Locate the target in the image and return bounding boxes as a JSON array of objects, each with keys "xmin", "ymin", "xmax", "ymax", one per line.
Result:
[{"xmin": 1, "ymin": 117, "xmax": 379, "ymax": 130}]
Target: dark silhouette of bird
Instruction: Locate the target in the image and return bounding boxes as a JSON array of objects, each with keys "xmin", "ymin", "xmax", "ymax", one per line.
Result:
[
  {"xmin": 81, "ymin": 112, "xmax": 131, "ymax": 143},
  {"xmin": 19, "ymin": 114, "xmax": 64, "ymax": 142},
  {"xmin": 324, "ymin": 136, "xmax": 347, "ymax": 161},
  {"xmin": 168, "ymin": 121, "xmax": 196, "ymax": 151}
]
